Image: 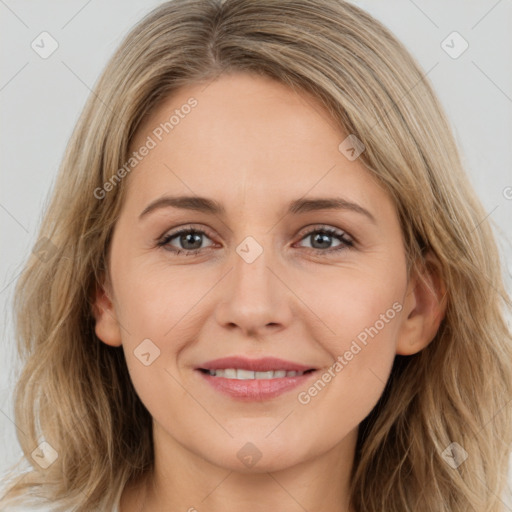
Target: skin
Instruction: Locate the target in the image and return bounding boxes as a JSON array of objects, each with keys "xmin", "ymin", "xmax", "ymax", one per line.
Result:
[{"xmin": 93, "ymin": 72, "xmax": 445, "ymax": 512}]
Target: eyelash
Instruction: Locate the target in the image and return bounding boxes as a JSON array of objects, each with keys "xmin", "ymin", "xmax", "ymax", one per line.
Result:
[{"xmin": 156, "ymin": 224, "xmax": 354, "ymax": 257}]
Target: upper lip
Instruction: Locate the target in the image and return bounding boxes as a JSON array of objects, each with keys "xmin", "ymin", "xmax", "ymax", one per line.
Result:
[{"xmin": 197, "ymin": 356, "xmax": 316, "ymax": 372}]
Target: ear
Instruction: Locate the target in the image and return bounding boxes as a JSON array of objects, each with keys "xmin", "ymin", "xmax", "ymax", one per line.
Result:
[
  {"xmin": 396, "ymin": 251, "xmax": 447, "ymax": 355},
  {"xmin": 91, "ymin": 275, "xmax": 122, "ymax": 347}
]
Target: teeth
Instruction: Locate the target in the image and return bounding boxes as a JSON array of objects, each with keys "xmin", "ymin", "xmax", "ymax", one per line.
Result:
[
  {"xmin": 255, "ymin": 371, "xmax": 273, "ymax": 379},
  {"xmin": 206, "ymin": 368, "xmax": 307, "ymax": 379},
  {"xmin": 237, "ymin": 369, "xmax": 255, "ymax": 380}
]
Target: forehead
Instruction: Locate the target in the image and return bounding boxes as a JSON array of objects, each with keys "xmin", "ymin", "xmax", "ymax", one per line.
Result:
[{"xmin": 125, "ymin": 72, "xmax": 389, "ymax": 217}]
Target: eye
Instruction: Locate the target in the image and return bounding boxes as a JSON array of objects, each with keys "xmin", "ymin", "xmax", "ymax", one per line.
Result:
[
  {"xmin": 295, "ymin": 225, "xmax": 354, "ymax": 254},
  {"xmin": 156, "ymin": 226, "xmax": 215, "ymax": 256},
  {"xmin": 156, "ymin": 224, "xmax": 354, "ymax": 257}
]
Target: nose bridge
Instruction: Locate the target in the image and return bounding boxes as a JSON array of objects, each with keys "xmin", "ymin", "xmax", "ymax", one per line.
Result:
[
  {"xmin": 232, "ymin": 233, "xmax": 276, "ymax": 308},
  {"xmin": 214, "ymin": 232, "xmax": 291, "ymax": 335}
]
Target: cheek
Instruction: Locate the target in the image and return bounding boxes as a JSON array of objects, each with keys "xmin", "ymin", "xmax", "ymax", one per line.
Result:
[
  {"xmin": 306, "ymin": 262, "xmax": 405, "ymax": 351},
  {"xmin": 112, "ymin": 257, "xmax": 194, "ymax": 338},
  {"xmin": 297, "ymin": 267, "xmax": 405, "ymax": 411},
  {"xmin": 111, "ymin": 263, "xmax": 205, "ymax": 400},
  {"xmin": 295, "ymin": 308, "xmax": 400, "ymax": 444}
]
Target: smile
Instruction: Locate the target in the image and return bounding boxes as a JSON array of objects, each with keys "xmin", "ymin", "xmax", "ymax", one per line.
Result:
[{"xmin": 199, "ymin": 368, "xmax": 314, "ymax": 379}]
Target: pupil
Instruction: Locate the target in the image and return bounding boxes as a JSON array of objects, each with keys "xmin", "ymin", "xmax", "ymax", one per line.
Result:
[
  {"xmin": 313, "ymin": 233, "xmax": 331, "ymax": 249},
  {"xmin": 182, "ymin": 232, "xmax": 202, "ymax": 250}
]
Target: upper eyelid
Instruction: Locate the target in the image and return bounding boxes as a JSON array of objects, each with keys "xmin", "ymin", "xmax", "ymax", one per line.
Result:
[
  {"xmin": 160, "ymin": 224, "xmax": 217, "ymax": 243},
  {"xmin": 296, "ymin": 224, "xmax": 351, "ymax": 239}
]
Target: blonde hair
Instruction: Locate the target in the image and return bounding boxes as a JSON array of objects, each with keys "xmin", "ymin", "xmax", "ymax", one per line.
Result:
[{"xmin": 1, "ymin": 0, "xmax": 511, "ymax": 510}]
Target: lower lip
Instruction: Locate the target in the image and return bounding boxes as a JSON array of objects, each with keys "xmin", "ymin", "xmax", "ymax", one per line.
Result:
[{"xmin": 197, "ymin": 370, "xmax": 317, "ymax": 401}]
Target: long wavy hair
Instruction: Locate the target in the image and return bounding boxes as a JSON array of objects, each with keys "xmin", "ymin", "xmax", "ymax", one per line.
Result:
[{"xmin": 1, "ymin": 0, "xmax": 511, "ymax": 510}]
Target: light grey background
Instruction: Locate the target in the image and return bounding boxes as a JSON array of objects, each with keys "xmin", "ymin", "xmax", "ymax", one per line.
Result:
[{"xmin": 1, "ymin": 0, "xmax": 511, "ymax": 497}]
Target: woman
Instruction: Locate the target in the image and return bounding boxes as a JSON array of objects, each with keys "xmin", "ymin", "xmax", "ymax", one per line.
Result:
[{"xmin": 1, "ymin": 0, "xmax": 511, "ymax": 510}]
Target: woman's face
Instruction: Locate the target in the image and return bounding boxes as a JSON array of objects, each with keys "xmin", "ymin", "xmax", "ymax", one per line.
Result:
[{"xmin": 95, "ymin": 72, "xmax": 426, "ymax": 474}]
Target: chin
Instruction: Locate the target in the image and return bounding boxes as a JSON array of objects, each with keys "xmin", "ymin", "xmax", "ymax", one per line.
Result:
[
  {"xmin": 220, "ymin": 453, "xmax": 301, "ymax": 474},
  {"xmin": 200, "ymin": 436, "xmax": 312, "ymax": 474}
]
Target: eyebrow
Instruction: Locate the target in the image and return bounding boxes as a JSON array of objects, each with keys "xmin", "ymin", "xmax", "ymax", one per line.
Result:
[{"xmin": 138, "ymin": 195, "xmax": 376, "ymax": 223}]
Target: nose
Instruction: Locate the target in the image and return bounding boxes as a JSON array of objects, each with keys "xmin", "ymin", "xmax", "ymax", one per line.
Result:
[{"xmin": 214, "ymin": 239, "xmax": 293, "ymax": 338}]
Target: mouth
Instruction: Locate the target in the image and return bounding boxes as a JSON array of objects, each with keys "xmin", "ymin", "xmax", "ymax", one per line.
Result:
[
  {"xmin": 195, "ymin": 356, "xmax": 318, "ymax": 401},
  {"xmin": 198, "ymin": 368, "xmax": 316, "ymax": 379}
]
